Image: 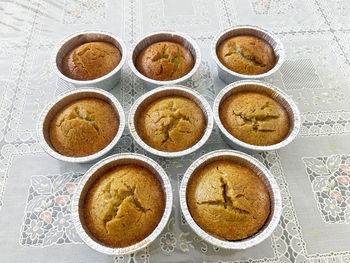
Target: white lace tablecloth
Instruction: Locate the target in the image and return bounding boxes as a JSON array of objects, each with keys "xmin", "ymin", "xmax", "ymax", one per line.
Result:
[{"xmin": 0, "ymin": 0, "xmax": 350, "ymax": 262}]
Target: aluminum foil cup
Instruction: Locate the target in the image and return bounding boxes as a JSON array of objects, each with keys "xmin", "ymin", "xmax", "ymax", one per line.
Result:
[
  {"xmin": 128, "ymin": 85, "xmax": 213, "ymax": 158},
  {"xmin": 72, "ymin": 153, "xmax": 173, "ymax": 255},
  {"xmin": 37, "ymin": 87, "xmax": 125, "ymax": 163},
  {"xmin": 180, "ymin": 149, "xmax": 282, "ymax": 250},
  {"xmin": 129, "ymin": 31, "xmax": 201, "ymax": 90},
  {"xmin": 212, "ymin": 25, "xmax": 285, "ymax": 84},
  {"xmin": 52, "ymin": 31, "xmax": 127, "ymax": 91},
  {"xmin": 213, "ymin": 80, "xmax": 300, "ymax": 153}
]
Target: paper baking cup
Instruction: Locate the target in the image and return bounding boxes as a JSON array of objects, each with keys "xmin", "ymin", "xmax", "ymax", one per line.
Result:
[
  {"xmin": 129, "ymin": 31, "xmax": 201, "ymax": 89},
  {"xmin": 128, "ymin": 85, "xmax": 213, "ymax": 158},
  {"xmin": 212, "ymin": 25, "xmax": 285, "ymax": 84},
  {"xmin": 52, "ymin": 31, "xmax": 127, "ymax": 91},
  {"xmin": 72, "ymin": 153, "xmax": 173, "ymax": 256},
  {"xmin": 213, "ymin": 80, "xmax": 300, "ymax": 153},
  {"xmin": 37, "ymin": 87, "xmax": 125, "ymax": 163},
  {"xmin": 180, "ymin": 149, "xmax": 282, "ymax": 250}
]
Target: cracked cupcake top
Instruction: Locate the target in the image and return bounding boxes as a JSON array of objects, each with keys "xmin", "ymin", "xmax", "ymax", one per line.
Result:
[
  {"xmin": 49, "ymin": 98, "xmax": 118, "ymax": 157},
  {"xmin": 136, "ymin": 41, "xmax": 194, "ymax": 81},
  {"xmin": 62, "ymin": 41, "xmax": 121, "ymax": 80},
  {"xmin": 217, "ymin": 35, "xmax": 275, "ymax": 75},
  {"xmin": 136, "ymin": 96, "xmax": 206, "ymax": 152},
  {"xmin": 219, "ymin": 91, "xmax": 289, "ymax": 146},
  {"xmin": 187, "ymin": 160, "xmax": 270, "ymax": 240},
  {"xmin": 84, "ymin": 164, "xmax": 165, "ymax": 248}
]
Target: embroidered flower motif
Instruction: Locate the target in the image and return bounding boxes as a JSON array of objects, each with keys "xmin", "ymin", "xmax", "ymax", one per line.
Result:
[
  {"xmin": 340, "ymin": 164, "xmax": 350, "ymax": 175},
  {"xmin": 53, "ymin": 212, "xmax": 70, "ymax": 231},
  {"xmin": 55, "ymin": 195, "xmax": 69, "ymax": 206},
  {"xmin": 160, "ymin": 232, "xmax": 177, "ymax": 254},
  {"xmin": 336, "ymin": 176, "xmax": 350, "ymax": 185},
  {"xmin": 27, "ymin": 220, "xmax": 44, "ymax": 240},
  {"xmin": 65, "ymin": 183, "xmax": 76, "ymax": 194},
  {"xmin": 324, "ymin": 199, "xmax": 341, "ymax": 217},
  {"xmin": 40, "ymin": 211, "xmax": 52, "ymax": 224},
  {"xmin": 330, "ymin": 190, "xmax": 343, "ymax": 202}
]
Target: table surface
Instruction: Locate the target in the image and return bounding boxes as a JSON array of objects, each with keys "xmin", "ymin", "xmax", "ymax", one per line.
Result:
[{"xmin": 0, "ymin": 0, "xmax": 350, "ymax": 262}]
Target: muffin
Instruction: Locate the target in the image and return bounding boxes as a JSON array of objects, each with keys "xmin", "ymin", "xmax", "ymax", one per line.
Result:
[
  {"xmin": 219, "ymin": 91, "xmax": 289, "ymax": 146},
  {"xmin": 136, "ymin": 41, "xmax": 194, "ymax": 81},
  {"xmin": 217, "ymin": 35, "xmax": 275, "ymax": 75},
  {"xmin": 137, "ymin": 96, "xmax": 206, "ymax": 152},
  {"xmin": 62, "ymin": 41, "xmax": 121, "ymax": 80},
  {"xmin": 84, "ymin": 164, "xmax": 165, "ymax": 247},
  {"xmin": 187, "ymin": 160, "xmax": 270, "ymax": 240},
  {"xmin": 49, "ymin": 98, "xmax": 119, "ymax": 157}
]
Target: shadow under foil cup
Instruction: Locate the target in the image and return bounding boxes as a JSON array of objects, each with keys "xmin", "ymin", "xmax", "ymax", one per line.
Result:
[
  {"xmin": 72, "ymin": 153, "xmax": 173, "ymax": 256},
  {"xmin": 213, "ymin": 80, "xmax": 300, "ymax": 153},
  {"xmin": 37, "ymin": 87, "xmax": 125, "ymax": 163},
  {"xmin": 129, "ymin": 31, "xmax": 201, "ymax": 90},
  {"xmin": 180, "ymin": 149, "xmax": 282, "ymax": 250},
  {"xmin": 128, "ymin": 85, "xmax": 213, "ymax": 158},
  {"xmin": 52, "ymin": 31, "xmax": 127, "ymax": 91},
  {"xmin": 212, "ymin": 25, "xmax": 285, "ymax": 84}
]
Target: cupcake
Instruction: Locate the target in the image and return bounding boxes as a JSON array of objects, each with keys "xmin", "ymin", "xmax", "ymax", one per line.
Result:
[
  {"xmin": 136, "ymin": 41, "xmax": 194, "ymax": 81},
  {"xmin": 136, "ymin": 95, "xmax": 206, "ymax": 152},
  {"xmin": 217, "ymin": 35, "xmax": 275, "ymax": 75},
  {"xmin": 219, "ymin": 91, "xmax": 289, "ymax": 146},
  {"xmin": 62, "ymin": 41, "xmax": 121, "ymax": 80},
  {"xmin": 83, "ymin": 164, "xmax": 165, "ymax": 247},
  {"xmin": 49, "ymin": 98, "xmax": 119, "ymax": 157},
  {"xmin": 186, "ymin": 160, "xmax": 270, "ymax": 240}
]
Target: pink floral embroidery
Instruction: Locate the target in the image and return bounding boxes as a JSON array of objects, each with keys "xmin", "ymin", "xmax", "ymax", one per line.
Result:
[
  {"xmin": 192, "ymin": 73, "xmax": 200, "ymax": 81},
  {"xmin": 330, "ymin": 190, "xmax": 343, "ymax": 202},
  {"xmin": 336, "ymin": 176, "xmax": 349, "ymax": 185},
  {"xmin": 40, "ymin": 211, "xmax": 52, "ymax": 224},
  {"xmin": 340, "ymin": 164, "xmax": 350, "ymax": 175},
  {"xmin": 66, "ymin": 183, "xmax": 75, "ymax": 194},
  {"xmin": 55, "ymin": 196, "xmax": 69, "ymax": 206},
  {"xmin": 82, "ymin": 0, "xmax": 97, "ymax": 9}
]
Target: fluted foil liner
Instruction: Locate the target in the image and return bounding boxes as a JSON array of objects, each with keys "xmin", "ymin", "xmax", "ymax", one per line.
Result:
[
  {"xmin": 128, "ymin": 85, "xmax": 213, "ymax": 157},
  {"xmin": 179, "ymin": 149, "xmax": 282, "ymax": 250},
  {"xmin": 72, "ymin": 153, "xmax": 173, "ymax": 255},
  {"xmin": 52, "ymin": 31, "xmax": 127, "ymax": 91},
  {"xmin": 37, "ymin": 87, "xmax": 125, "ymax": 163},
  {"xmin": 129, "ymin": 31, "xmax": 201, "ymax": 90},
  {"xmin": 211, "ymin": 25, "xmax": 285, "ymax": 84},
  {"xmin": 213, "ymin": 80, "xmax": 300, "ymax": 153}
]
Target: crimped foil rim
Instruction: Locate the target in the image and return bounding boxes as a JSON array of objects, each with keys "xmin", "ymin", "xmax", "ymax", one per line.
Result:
[
  {"xmin": 213, "ymin": 80, "xmax": 301, "ymax": 151},
  {"xmin": 211, "ymin": 25, "xmax": 285, "ymax": 79},
  {"xmin": 51, "ymin": 30, "xmax": 127, "ymax": 85},
  {"xmin": 72, "ymin": 153, "xmax": 173, "ymax": 256},
  {"xmin": 128, "ymin": 30, "xmax": 201, "ymax": 87},
  {"xmin": 128, "ymin": 85, "xmax": 214, "ymax": 158},
  {"xmin": 179, "ymin": 149, "xmax": 282, "ymax": 250},
  {"xmin": 37, "ymin": 87, "xmax": 125, "ymax": 163}
]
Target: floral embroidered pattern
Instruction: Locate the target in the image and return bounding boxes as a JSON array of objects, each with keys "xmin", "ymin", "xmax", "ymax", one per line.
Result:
[
  {"xmin": 19, "ymin": 172, "xmax": 83, "ymax": 247},
  {"xmin": 160, "ymin": 232, "xmax": 177, "ymax": 254},
  {"xmin": 302, "ymin": 155, "xmax": 350, "ymax": 224},
  {"xmin": 300, "ymin": 110, "xmax": 350, "ymax": 137},
  {"xmin": 251, "ymin": 0, "xmax": 294, "ymax": 15},
  {"xmin": 62, "ymin": 0, "xmax": 106, "ymax": 24}
]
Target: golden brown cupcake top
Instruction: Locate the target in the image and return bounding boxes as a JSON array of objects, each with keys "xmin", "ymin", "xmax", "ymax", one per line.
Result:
[
  {"xmin": 137, "ymin": 96, "xmax": 206, "ymax": 152},
  {"xmin": 187, "ymin": 160, "xmax": 270, "ymax": 240},
  {"xmin": 49, "ymin": 98, "xmax": 118, "ymax": 157},
  {"xmin": 217, "ymin": 35, "xmax": 275, "ymax": 75},
  {"xmin": 62, "ymin": 41, "xmax": 121, "ymax": 80},
  {"xmin": 219, "ymin": 91, "xmax": 289, "ymax": 146},
  {"xmin": 136, "ymin": 41, "xmax": 194, "ymax": 81},
  {"xmin": 84, "ymin": 164, "xmax": 165, "ymax": 248}
]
